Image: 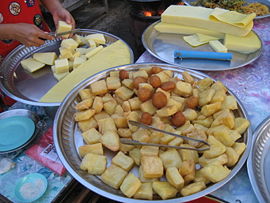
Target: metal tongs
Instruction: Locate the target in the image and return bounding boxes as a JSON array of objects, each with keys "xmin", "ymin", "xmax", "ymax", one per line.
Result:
[
  {"xmin": 120, "ymin": 120, "xmax": 210, "ymax": 152},
  {"xmin": 49, "ymin": 29, "xmax": 81, "ymax": 37}
]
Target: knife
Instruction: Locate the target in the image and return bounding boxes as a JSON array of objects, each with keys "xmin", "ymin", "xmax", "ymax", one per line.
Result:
[
  {"xmin": 174, "ymin": 50, "xmax": 233, "ymax": 61},
  {"xmin": 49, "ymin": 29, "xmax": 81, "ymax": 37}
]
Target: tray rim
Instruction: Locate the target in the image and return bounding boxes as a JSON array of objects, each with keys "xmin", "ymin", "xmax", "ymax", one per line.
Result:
[
  {"xmin": 247, "ymin": 115, "xmax": 270, "ymax": 203},
  {"xmin": 0, "ymin": 29, "xmax": 135, "ymax": 107},
  {"xmin": 183, "ymin": 0, "xmax": 270, "ymax": 19},
  {"xmin": 141, "ymin": 20, "xmax": 263, "ymax": 71},
  {"xmin": 53, "ymin": 62, "xmax": 252, "ymax": 203}
]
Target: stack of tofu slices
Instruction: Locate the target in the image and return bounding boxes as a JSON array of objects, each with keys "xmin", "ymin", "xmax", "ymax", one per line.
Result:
[{"xmin": 155, "ymin": 5, "xmax": 261, "ymax": 53}]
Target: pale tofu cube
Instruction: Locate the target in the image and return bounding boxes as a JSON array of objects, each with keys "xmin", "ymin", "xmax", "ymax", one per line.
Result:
[
  {"xmin": 119, "ymin": 143, "xmax": 135, "ymax": 153},
  {"xmin": 106, "ymin": 77, "xmax": 121, "ymax": 90},
  {"xmin": 160, "ymin": 149, "xmax": 182, "ymax": 169},
  {"xmin": 120, "ymin": 173, "xmax": 142, "ymax": 198},
  {"xmin": 127, "ymin": 111, "xmax": 140, "ymax": 132},
  {"xmin": 178, "ymin": 144, "xmax": 199, "ymax": 163},
  {"xmin": 93, "ymin": 111, "xmax": 109, "ymax": 121},
  {"xmin": 92, "ymin": 96, "xmax": 104, "ymax": 113},
  {"xmin": 101, "ymin": 131, "xmax": 120, "ymax": 151},
  {"xmin": 82, "ymin": 128, "xmax": 102, "ymax": 144},
  {"xmin": 197, "ymin": 78, "xmax": 214, "ymax": 90},
  {"xmin": 140, "ymin": 100, "xmax": 157, "ymax": 115},
  {"xmin": 180, "ymin": 181, "xmax": 206, "ymax": 196},
  {"xmin": 103, "ymin": 100, "xmax": 117, "ymax": 115},
  {"xmin": 98, "ymin": 117, "xmax": 117, "ymax": 133},
  {"xmin": 201, "ymin": 102, "xmax": 222, "ymax": 117},
  {"xmin": 234, "ymin": 117, "xmax": 250, "ymax": 134},
  {"xmin": 174, "ymin": 81, "xmax": 192, "ymax": 97},
  {"xmin": 112, "ymin": 151, "xmax": 134, "ymax": 171},
  {"xmin": 61, "ymin": 38, "xmax": 79, "ymax": 50},
  {"xmin": 182, "ymin": 71, "xmax": 195, "ymax": 84},
  {"xmin": 21, "ymin": 57, "xmax": 45, "ymax": 73},
  {"xmin": 140, "ymin": 146, "xmax": 159, "ymax": 156},
  {"xmin": 139, "ymin": 166, "xmax": 158, "ymax": 183},
  {"xmin": 59, "ymin": 47, "xmax": 74, "ymax": 58},
  {"xmin": 203, "ymin": 135, "xmax": 226, "ymax": 159},
  {"xmin": 152, "ymin": 181, "xmax": 178, "ymax": 200},
  {"xmin": 53, "ymin": 71, "xmax": 69, "ymax": 81},
  {"xmin": 225, "ymin": 147, "xmax": 239, "ymax": 167},
  {"xmin": 222, "ymin": 95, "xmax": 238, "ymax": 110},
  {"xmin": 75, "ymin": 98, "xmax": 93, "ymax": 111},
  {"xmin": 200, "ymin": 164, "xmax": 231, "ymax": 183},
  {"xmin": 85, "ymin": 46, "xmax": 103, "ymax": 58},
  {"xmin": 80, "ymin": 153, "xmax": 106, "ymax": 175},
  {"xmin": 78, "ymin": 118, "xmax": 97, "ymax": 132},
  {"xmin": 211, "ymin": 109, "xmax": 235, "ymax": 129},
  {"xmin": 141, "ymin": 156, "xmax": 163, "ymax": 178},
  {"xmin": 73, "ymin": 34, "xmax": 83, "ymax": 45},
  {"xmin": 115, "ymin": 86, "xmax": 134, "ymax": 101},
  {"xmin": 101, "ymin": 164, "xmax": 127, "ymax": 189},
  {"xmin": 115, "ymin": 105, "xmax": 124, "ymax": 115},
  {"xmin": 183, "ymin": 108, "xmax": 198, "ymax": 121},
  {"xmin": 118, "ymin": 128, "xmax": 132, "ymax": 138},
  {"xmin": 199, "ymin": 154, "xmax": 228, "ymax": 167},
  {"xmin": 79, "ymin": 89, "xmax": 92, "ymax": 100},
  {"xmin": 166, "ymin": 167, "xmax": 184, "ymax": 189},
  {"xmin": 122, "ymin": 79, "xmax": 134, "ymax": 89},
  {"xmin": 54, "ymin": 58, "xmax": 69, "ymax": 73},
  {"xmin": 85, "ymin": 33, "xmax": 106, "ymax": 45},
  {"xmin": 156, "ymin": 105, "xmax": 178, "ymax": 117},
  {"xmin": 128, "ymin": 97, "xmax": 142, "ymax": 111},
  {"xmin": 56, "ymin": 20, "xmax": 72, "ymax": 38},
  {"xmin": 87, "ymin": 39, "xmax": 97, "ymax": 48},
  {"xmin": 90, "ymin": 80, "xmax": 108, "ymax": 96},
  {"xmin": 129, "ymin": 147, "xmax": 141, "ymax": 165},
  {"xmin": 33, "ymin": 52, "xmax": 57, "ymax": 65},
  {"xmin": 232, "ymin": 142, "xmax": 246, "ymax": 156},
  {"xmin": 111, "ymin": 114, "xmax": 128, "ymax": 128},
  {"xmin": 78, "ymin": 143, "xmax": 103, "ymax": 157},
  {"xmin": 132, "ymin": 129, "xmax": 150, "ymax": 143},
  {"xmin": 73, "ymin": 56, "xmax": 86, "ymax": 69},
  {"xmin": 199, "ymin": 88, "xmax": 216, "ymax": 106},
  {"xmin": 155, "ymin": 71, "xmax": 170, "ymax": 83},
  {"xmin": 75, "ymin": 47, "xmax": 88, "ymax": 55},
  {"xmin": 134, "ymin": 183, "xmax": 153, "ymax": 200},
  {"xmin": 74, "ymin": 109, "xmax": 95, "ymax": 121}
]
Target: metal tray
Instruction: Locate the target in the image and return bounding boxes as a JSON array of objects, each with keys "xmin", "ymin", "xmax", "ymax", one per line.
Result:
[
  {"xmin": 0, "ymin": 109, "xmax": 40, "ymax": 154},
  {"xmin": 247, "ymin": 116, "xmax": 270, "ymax": 203},
  {"xmin": 53, "ymin": 63, "xmax": 252, "ymax": 203},
  {"xmin": 0, "ymin": 29, "xmax": 134, "ymax": 107},
  {"xmin": 183, "ymin": 0, "xmax": 270, "ymax": 19},
  {"xmin": 142, "ymin": 21, "xmax": 262, "ymax": 71}
]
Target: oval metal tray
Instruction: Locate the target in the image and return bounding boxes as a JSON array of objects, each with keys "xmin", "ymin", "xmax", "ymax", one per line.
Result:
[
  {"xmin": 183, "ymin": 0, "xmax": 270, "ymax": 19},
  {"xmin": 53, "ymin": 63, "xmax": 252, "ymax": 203},
  {"xmin": 0, "ymin": 29, "xmax": 134, "ymax": 107},
  {"xmin": 247, "ymin": 116, "xmax": 270, "ymax": 203},
  {"xmin": 142, "ymin": 21, "xmax": 262, "ymax": 71},
  {"xmin": 0, "ymin": 109, "xmax": 40, "ymax": 154}
]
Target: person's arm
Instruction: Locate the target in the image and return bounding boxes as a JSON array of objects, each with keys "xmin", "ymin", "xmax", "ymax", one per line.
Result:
[
  {"xmin": 0, "ymin": 23, "xmax": 53, "ymax": 47},
  {"xmin": 41, "ymin": 0, "xmax": 75, "ymax": 30}
]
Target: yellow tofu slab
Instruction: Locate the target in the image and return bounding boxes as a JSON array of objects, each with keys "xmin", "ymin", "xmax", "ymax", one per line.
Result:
[
  {"xmin": 33, "ymin": 52, "xmax": 57, "ymax": 65},
  {"xmin": 224, "ymin": 31, "xmax": 261, "ymax": 53},
  {"xmin": 85, "ymin": 33, "xmax": 106, "ymax": 45},
  {"xmin": 154, "ymin": 22, "xmax": 224, "ymax": 39},
  {"xmin": 61, "ymin": 38, "xmax": 79, "ymax": 50},
  {"xmin": 40, "ymin": 40, "xmax": 131, "ymax": 103},
  {"xmin": 183, "ymin": 35, "xmax": 208, "ymax": 47},
  {"xmin": 161, "ymin": 5, "xmax": 253, "ymax": 37},
  {"xmin": 21, "ymin": 57, "xmax": 45, "ymax": 73},
  {"xmin": 56, "ymin": 21, "xmax": 72, "ymax": 38},
  {"xmin": 209, "ymin": 40, "xmax": 228, "ymax": 53},
  {"xmin": 53, "ymin": 71, "xmax": 69, "ymax": 81},
  {"xmin": 54, "ymin": 58, "xmax": 69, "ymax": 73},
  {"xmin": 85, "ymin": 46, "xmax": 103, "ymax": 58}
]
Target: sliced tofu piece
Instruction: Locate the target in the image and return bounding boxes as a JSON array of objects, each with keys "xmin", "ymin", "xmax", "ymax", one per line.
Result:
[
  {"xmin": 56, "ymin": 20, "xmax": 72, "ymax": 38},
  {"xmin": 73, "ymin": 56, "xmax": 87, "ymax": 69},
  {"xmin": 61, "ymin": 38, "xmax": 79, "ymax": 50},
  {"xmin": 21, "ymin": 57, "xmax": 45, "ymax": 73},
  {"xmin": 87, "ymin": 39, "xmax": 97, "ymax": 48},
  {"xmin": 53, "ymin": 71, "xmax": 69, "ymax": 81},
  {"xmin": 209, "ymin": 40, "xmax": 228, "ymax": 53},
  {"xmin": 59, "ymin": 47, "xmax": 74, "ymax": 59},
  {"xmin": 54, "ymin": 58, "xmax": 69, "ymax": 73},
  {"xmin": 33, "ymin": 52, "xmax": 57, "ymax": 65},
  {"xmin": 85, "ymin": 33, "xmax": 106, "ymax": 45}
]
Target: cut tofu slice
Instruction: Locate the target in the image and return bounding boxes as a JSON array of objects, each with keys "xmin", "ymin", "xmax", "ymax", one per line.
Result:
[
  {"xmin": 56, "ymin": 21, "xmax": 72, "ymax": 38},
  {"xmin": 183, "ymin": 35, "xmax": 207, "ymax": 47},
  {"xmin": 61, "ymin": 38, "xmax": 79, "ymax": 50},
  {"xmin": 33, "ymin": 52, "xmax": 57, "ymax": 65},
  {"xmin": 209, "ymin": 40, "xmax": 228, "ymax": 53},
  {"xmin": 21, "ymin": 57, "xmax": 45, "ymax": 73},
  {"xmin": 53, "ymin": 71, "xmax": 69, "ymax": 81},
  {"xmin": 73, "ymin": 56, "xmax": 87, "ymax": 69},
  {"xmin": 85, "ymin": 46, "xmax": 104, "ymax": 58},
  {"xmin": 54, "ymin": 58, "xmax": 69, "ymax": 73},
  {"xmin": 87, "ymin": 39, "xmax": 97, "ymax": 48},
  {"xmin": 85, "ymin": 34, "xmax": 106, "ymax": 45}
]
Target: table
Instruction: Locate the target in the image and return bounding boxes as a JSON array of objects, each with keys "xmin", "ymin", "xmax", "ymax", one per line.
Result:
[{"xmin": 136, "ymin": 17, "xmax": 270, "ymax": 203}]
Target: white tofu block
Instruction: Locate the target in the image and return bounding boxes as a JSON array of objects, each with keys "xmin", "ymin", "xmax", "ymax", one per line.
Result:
[
  {"xmin": 53, "ymin": 71, "xmax": 69, "ymax": 81},
  {"xmin": 87, "ymin": 39, "xmax": 97, "ymax": 48},
  {"xmin": 61, "ymin": 38, "xmax": 79, "ymax": 50},
  {"xmin": 59, "ymin": 47, "xmax": 74, "ymax": 58},
  {"xmin": 54, "ymin": 58, "xmax": 69, "ymax": 73},
  {"xmin": 56, "ymin": 21, "xmax": 72, "ymax": 38},
  {"xmin": 76, "ymin": 48, "xmax": 88, "ymax": 55},
  {"xmin": 209, "ymin": 40, "xmax": 228, "ymax": 53},
  {"xmin": 73, "ymin": 34, "xmax": 83, "ymax": 45},
  {"xmin": 21, "ymin": 57, "xmax": 45, "ymax": 73},
  {"xmin": 73, "ymin": 56, "xmax": 87, "ymax": 69},
  {"xmin": 33, "ymin": 52, "xmax": 57, "ymax": 65},
  {"xmin": 85, "ymin": 46, "xmax": 103, "ymax": 58},
  {"xmin": 85, "ymin": 33, "xmax": 106, "ymax": 45}
]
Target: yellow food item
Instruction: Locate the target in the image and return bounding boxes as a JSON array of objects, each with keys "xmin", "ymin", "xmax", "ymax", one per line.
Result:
[
  {"xmin": 85, "ymin": 46, "xmax": 103, "ymax": 58},
  {"xmin": 56, "ymin": 21, "xmax": 72, "ymax": 38},
  {"xmin": 21, "ymin": 57, "xmax": 45, "ymax": 73},
  {"xmin": 154, "ymin": 22, "xmax": 224, "ymax": 39},
  {"xmin": 54, "ymin": 58, "xmax": 69, "ymax": 73},
  {"xmin": 33, "ymin": 52, "xmax": 57, "ymax": 65},
  {"xmin": 61, "ymin": 38, "xmax": 79, "ymax": 50},
  {"xmin": 85, "ymin": 33, "xmax": 106, "ymax": 45},
  {"xmin": 209, "ymin": 7, "xmax": 256, "ymax": 28},
  {"xmin": 183, "ymin": 35, "xmax": 208, "ymax": 47},
  {"xmin": 209, "ymin": 40, "xmax": 228, "ymax": 52},
  {"xmin": 120, "ymin": 173, "xmax": 142, "ymax": 198},
  {"xmin": 224, "ymin": 31, "xmax": 261, "ymax": 53},
  {"xmin": 53, "ymin": 71, "xmax": 69, "ymax": 81},
  {"xmin": 80, "ymin": 153, "xmax": 107, "ymax": 175},
  {"xmin": 40, "ymin": 40, "xmax": 131, "ymax": 102},
  {"xmin": 161, "ymin": 5, "xmax": 253, "ymax": 36},
  {"xmin": 196, "ymin": 33, "xmax": 220, "ymax": 42}
]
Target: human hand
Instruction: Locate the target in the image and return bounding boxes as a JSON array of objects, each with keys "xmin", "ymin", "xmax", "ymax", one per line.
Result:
[
  {"xmin": 10, "ymin": 23, "xmax": 54, "ymax": 47},
  {"xmin": 51, "ymin": 7, "xmax": 76, "ymax": 30}
]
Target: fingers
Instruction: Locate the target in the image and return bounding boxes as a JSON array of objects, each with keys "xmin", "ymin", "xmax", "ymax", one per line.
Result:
[{"xmin": 39, "ymin": 31, "xmax": 54, "ymax": 41}]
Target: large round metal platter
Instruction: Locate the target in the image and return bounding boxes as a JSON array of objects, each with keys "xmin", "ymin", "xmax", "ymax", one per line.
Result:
[
  {"xmin": 0, "ymin": 29, "xmax": 134, "ymax": 107},
  {"xmin": 183, "ymin": 0, "xmax": 270, "ymax": 19},
  {"xmin": 0, "ymin": 109, "xmax": 40, "ymax": 154},
  {"xmin": 247, "ymin": 116, "xmax": 270, "ymax": 203},
  {"xmin": 142, "ymin": 21, "xmax": 262, "ymax": 71},
  {"xmin": 53, "ymin": 63, "xmax": 252, "ymax": 202}
]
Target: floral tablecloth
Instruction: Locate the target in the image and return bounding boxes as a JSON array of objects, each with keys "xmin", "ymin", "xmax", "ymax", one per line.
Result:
[{"xmin": 136, "ymin": 18, "xmax": 270, "ymax": 203}]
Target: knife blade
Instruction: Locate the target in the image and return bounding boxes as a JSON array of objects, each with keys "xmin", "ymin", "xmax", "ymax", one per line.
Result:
[{"xmin": 49, "ymin": 29, "xmax": 80, "ymax": 37}]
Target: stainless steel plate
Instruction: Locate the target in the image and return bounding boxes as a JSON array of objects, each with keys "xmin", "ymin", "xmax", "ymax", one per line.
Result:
[
  {"xmin": 247, "ymin": 116, "xmax": 270, "ymax": 203},
  {"xmin": 53, "ymin": 63, "xmax": 252, "ymax": 202},
  {"xmin": 0, "ymin": 29, "xmax": 134, "ymax": 107},
  {"xmin": 0, "ymin": 109, "xmax": 40, "ymax": 154},
  {"xmin": 183, "ymin": 0, "xmax": 270, "ymax": 19},
  {"xmin": 142, "ymin": 21, "xmax": 262, "ymax": 71}
]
